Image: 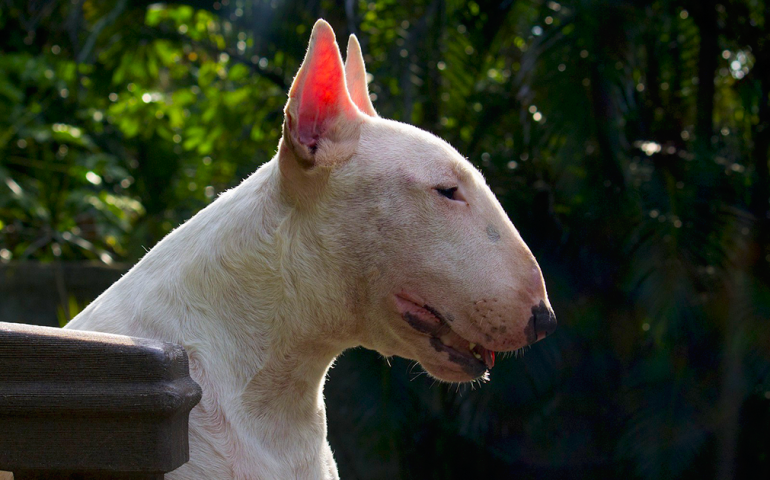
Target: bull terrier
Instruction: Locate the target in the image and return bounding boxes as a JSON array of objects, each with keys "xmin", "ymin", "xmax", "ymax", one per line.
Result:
[{"xmin": 66, "ymin": 19, "xmax": 556, "ymax": 480}]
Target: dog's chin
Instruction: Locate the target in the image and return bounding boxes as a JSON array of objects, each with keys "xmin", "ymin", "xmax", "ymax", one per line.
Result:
[{"xmin": 416, "ymin": 355, "xmax": 489, "ymax": 383}]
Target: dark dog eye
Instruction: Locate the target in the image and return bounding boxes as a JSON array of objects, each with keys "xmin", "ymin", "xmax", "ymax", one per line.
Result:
[{"xmin": 435, "ymin": 186, "xmax": 458, "ymax": 200}]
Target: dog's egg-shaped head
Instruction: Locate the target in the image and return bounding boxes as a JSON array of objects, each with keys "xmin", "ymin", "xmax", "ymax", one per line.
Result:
[{"xmin": 279, "ymin": 20, "xmax": 555, "ymax": 383}]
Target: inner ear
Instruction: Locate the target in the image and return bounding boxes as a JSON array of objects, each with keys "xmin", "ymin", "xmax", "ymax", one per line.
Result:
[{"xmin": 284, "ymin": 20, "xmax": 360, "ymax": 161}]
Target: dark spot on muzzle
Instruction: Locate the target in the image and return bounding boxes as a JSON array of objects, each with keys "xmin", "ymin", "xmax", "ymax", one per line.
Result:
[
  {"xmin": 524, "ymin": 300, "xmax": 557, "ymax": 344},
  {"xmin": 486, "ymin": 224, "xmax": 501, "ymax": 243}
]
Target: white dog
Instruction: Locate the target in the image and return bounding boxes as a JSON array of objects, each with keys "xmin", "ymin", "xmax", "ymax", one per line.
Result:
[{"xmin": 66, "ymin": 19, "xmax": 556, "ymax": 480}]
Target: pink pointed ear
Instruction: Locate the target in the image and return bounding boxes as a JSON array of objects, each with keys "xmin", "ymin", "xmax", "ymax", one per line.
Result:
[
  {"xmin": 284, "ymin": 20, "xmax": 360, "ymax": 164},
  {"xmin": 345, "ymin": 35, "xmax": 377, "ymax": 117}
]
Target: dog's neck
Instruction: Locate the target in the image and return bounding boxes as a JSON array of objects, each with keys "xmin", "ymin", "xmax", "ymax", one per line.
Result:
[{"xmin": 120, "ymin": 158, "xmax": 352, "ymax": 475}]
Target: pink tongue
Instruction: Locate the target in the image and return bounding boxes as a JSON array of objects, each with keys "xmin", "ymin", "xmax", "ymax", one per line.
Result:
[
  {"xmin": 485, "ymin": 350, "xmax": 495, "ymax": 368},
  {"xmin": 471, "ymin": 345, "xmax": 495, "ymax": 369}
]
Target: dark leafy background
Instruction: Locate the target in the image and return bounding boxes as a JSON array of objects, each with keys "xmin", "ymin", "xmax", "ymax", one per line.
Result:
[{"xmin": 1, "ymin": 0, "xmax": 769, "ymax": 478}]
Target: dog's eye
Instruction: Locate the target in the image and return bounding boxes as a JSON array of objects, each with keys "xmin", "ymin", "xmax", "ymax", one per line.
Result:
[{"xmin": 435, "ymin": 186, "xmax": 458, "ymax": 200}]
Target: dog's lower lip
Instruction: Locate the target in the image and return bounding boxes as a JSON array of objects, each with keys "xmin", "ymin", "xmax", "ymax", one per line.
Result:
[
  {"xmin": 429, "ymin": 338, "xmax": 487, "ymax": 378},
  {"xmin": 395, "ymin": 294, "xmax": 495, "ymax": 372}
]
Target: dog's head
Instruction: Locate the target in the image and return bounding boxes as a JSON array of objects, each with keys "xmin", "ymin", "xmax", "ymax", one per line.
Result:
[{"xmin": 278, "ymin": 20, "xmax": 555, "ymax": 382}]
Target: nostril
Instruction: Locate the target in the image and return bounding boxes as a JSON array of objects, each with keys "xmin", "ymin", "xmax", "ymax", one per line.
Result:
[
  {"xmin": 535, "ymin": 300, "xmax": 557, "ymax": 336},
  {"xmin": 524, "ymin": 300, "xmax": 557, "ymax": 344}
]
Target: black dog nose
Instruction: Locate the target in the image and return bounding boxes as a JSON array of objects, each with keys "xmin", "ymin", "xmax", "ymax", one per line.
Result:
[{"xmin": 525, "ymin": 300, "xmax": 557, "ymax": 344}]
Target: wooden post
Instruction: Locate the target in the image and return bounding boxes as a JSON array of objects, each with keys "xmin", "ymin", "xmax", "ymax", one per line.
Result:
[{"xmin": 0, "ymin": 322, "xmax": 202, "ymax": 479}]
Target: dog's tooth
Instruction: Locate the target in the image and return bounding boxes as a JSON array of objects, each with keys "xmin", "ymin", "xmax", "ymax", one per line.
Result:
[
  {"xmin": 469, "ymin": 343, "xmax": 476, "ymax": 350},
  {"xmin": 473, "ymin": 352, "xmax": 482, "ymax": 360}
]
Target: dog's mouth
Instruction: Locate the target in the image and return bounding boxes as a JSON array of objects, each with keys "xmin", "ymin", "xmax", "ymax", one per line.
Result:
[{"xmin": 394, "ymin": 293, "xmax": 495, "ymax": 378}]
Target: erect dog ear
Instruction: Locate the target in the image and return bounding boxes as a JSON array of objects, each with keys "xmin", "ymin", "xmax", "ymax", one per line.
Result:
[
  {"xmin": 281, "ymin": 19, "xmax": 361, "ymax": 170},
  {"xmin": 344, "ymin": 35, "xmax": 377, "ymax": 117}
]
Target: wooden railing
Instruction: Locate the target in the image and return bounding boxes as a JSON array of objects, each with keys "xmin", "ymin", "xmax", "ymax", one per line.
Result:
[{"xmin": 0, "ymin": 322, "xmax": 202, "ymax": 479}]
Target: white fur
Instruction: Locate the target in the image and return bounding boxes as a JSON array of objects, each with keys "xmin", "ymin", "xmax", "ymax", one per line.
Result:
[{"xmin": 66, "ymin": 20, "xmax": 552, "ymax": 480}]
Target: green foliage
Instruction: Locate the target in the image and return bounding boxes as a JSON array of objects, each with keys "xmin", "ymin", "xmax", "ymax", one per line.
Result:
[
  {"xmin": 0, "ymin": 48, "xmax": 141, "ymax": 262},
  {"xmin": 0, "ymin": 0, "xmax": 286, "ymax": 261},
  {"xmin": 1, "ymin": 0, "xmax": 769, "ymax": 479}
]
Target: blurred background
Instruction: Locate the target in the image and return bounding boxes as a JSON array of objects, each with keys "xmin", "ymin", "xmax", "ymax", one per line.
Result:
[{"xmin": 1, "ymin": 0, "xmax": 769, "ymax": 478}]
